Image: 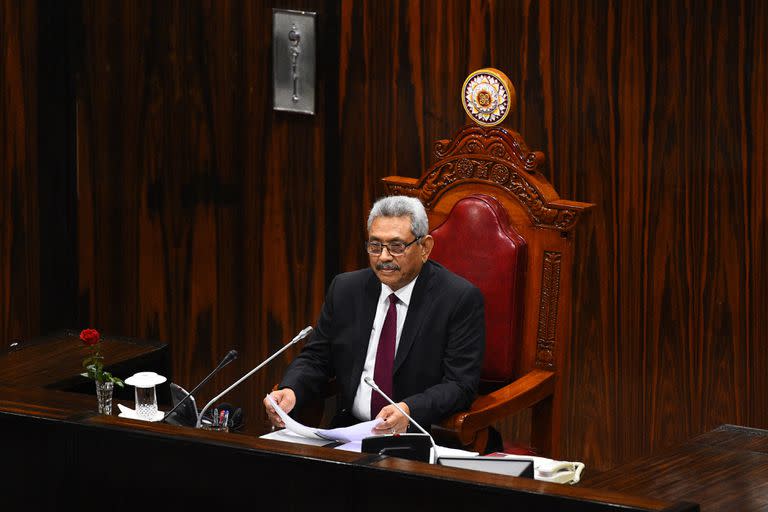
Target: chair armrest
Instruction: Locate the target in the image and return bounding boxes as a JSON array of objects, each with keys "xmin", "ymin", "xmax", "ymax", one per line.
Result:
[{"xmin": 434, "ymin": 369, "xmax": 556, "ymax": 445}]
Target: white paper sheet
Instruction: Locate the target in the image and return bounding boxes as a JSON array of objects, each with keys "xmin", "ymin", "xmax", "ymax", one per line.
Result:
[
  {"xmin": 334, "ymin": 441, "xmax": 363, "ymax": 452},
  {"xmin": 116, "ymin": 403, "xmax": 165, "ymax": 422},
  {"xmin": 264, "ymin": 394, "xmax": 383, "ymax": 443},
  {"xmin": 260, "ymin": 428, "xmax": 332, "ymax": 446},
  {"xmin": 262, "ymin": 395, "xmax": 482, "ymax": 465},
  {"xmin": 316, "ymin": 419, "xmax": 382, "ymax": 442},
  {"xmin": 435, "ymin": 446, "xmax": 479, "ymax": 458},
  {"xmin": 265, "ymin": 394, "xmax": 325, "ymax": 439}
]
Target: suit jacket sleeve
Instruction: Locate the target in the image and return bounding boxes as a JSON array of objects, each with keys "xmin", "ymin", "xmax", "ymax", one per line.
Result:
[{"xmin": 278, "ymin": 277, "xmax": 338, "ymax": 412}]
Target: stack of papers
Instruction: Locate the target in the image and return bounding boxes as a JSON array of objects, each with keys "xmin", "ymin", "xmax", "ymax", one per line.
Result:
[
  {"xmin": 260, "ymin": 394, "xmax": 382, "ymax": 450},
  {"xmin": 260, "ymin": 395, "xmax": 478, "ymax": 459},
  {"xmin": 258, "ymin": 396, "xmax": 585, "ymax": 481}
]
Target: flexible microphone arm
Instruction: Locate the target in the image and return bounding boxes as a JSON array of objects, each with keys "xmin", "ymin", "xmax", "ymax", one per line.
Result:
[
  {"xmin": 195, "ymin": 326, "xmax": 313, "ymax": 428},
  {"xmin": 163, "ymin": 349, "xmax": 238, "ymax": 421},
  {"xmin": 363, "ymin": 376, "xmax": 439, "ymax": 459}
]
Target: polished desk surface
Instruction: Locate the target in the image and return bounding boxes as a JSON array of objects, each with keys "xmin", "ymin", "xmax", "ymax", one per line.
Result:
[
  {"xmin": 583, "ymin": 424, "xmax": 768, "ymax": 511},
  {"xmin": 0, "ymin": 331, "xmax": 167, "ymax": 388},
  {"xmin": 0, "ymin": 385, "xmax": 694, "ymax": 511},
  {"xmin": 0, "ymin": 335, "xmax": 697, "ymax": 511}
]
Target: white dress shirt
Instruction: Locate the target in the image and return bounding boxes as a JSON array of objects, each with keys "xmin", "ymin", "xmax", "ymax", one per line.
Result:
[{"xmin": 351, "ymin": 275, "xmax": 419, "ymax": 421}]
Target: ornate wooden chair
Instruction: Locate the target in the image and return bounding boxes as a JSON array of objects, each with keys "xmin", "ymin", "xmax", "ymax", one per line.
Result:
[
  {"xmin": 287, "ymin": 70, "xmax": 592, "ymax": 457},
  {"xmin": 382, "ymin": 73, "xmax": 593, "ymax": 456}
]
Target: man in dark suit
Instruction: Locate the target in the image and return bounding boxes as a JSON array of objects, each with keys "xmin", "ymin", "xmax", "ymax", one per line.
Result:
[{"xmin": 264, "ymin": 196, "xmax": 485, "ymax": 434}]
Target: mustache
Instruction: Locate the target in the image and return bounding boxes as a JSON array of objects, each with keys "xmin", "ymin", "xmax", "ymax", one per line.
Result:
[{"xmin": 376, "ymin": 262, "xmax": 400, "ymax": 271}]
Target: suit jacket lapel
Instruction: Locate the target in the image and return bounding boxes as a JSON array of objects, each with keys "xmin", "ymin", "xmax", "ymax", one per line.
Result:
[
  {"xmin": 393, "ymin": 261, "xmax": 435, "ymax": 374},
  {"xmin": 348, "ymin": 270, "xmax": 380, "ymax": 401}
]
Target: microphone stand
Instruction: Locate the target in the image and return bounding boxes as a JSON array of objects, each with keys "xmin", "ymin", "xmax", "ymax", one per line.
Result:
[
  {"xmin": 364, "ymin": 376, "xmax": 439, "ymax": 463},
  {"xmin": 195, "ymin": 326, "xmax": 313, "ymax": 428},
  {"xmin": 163, "ymin": 350, "xmax": 237, "ymax": 422}
]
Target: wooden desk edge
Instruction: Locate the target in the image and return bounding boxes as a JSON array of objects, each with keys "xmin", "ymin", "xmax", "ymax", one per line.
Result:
[{"xmin": 0, "ymin": 384, "xmax": 697, "ymax": 512}]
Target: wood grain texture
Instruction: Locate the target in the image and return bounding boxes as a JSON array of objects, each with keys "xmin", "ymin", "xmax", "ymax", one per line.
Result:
[
  {"xmin": 0, "ymin": 1, "xmax": 40, "ymax": 342},
  {"xmin": 566, "ymin": 0, "xmax": 768, "ymax": 469},
  {"xmin": 336, "ymin": 0, "xmax": 768, "ymax": 470},
  {"xmin": 584, "ymin": 425, "xmax": 768, "ymax": 510},
  {"xmin": 0, "ymin": 383, "xmax": 696, "ymax": 511},
  {"xmin": 74, "ymin": 0, "xmax": 329, "ymax": 426},
  {"xmin": 3, "ymin": 0, "xmax": 767, "ymax": 473},
  {"xmin": 0, "ymin": 333, "xmax": 166, "ymax": 389}
]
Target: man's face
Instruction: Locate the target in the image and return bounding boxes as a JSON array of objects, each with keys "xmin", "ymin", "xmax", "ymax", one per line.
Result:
[{"xmin": 368, "ymin": 215, "xmax": 433, "ymax": 291}]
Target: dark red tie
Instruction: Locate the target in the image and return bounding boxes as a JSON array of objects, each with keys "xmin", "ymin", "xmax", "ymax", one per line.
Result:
[{"xmin": 371, "ymin": 293, "xmax": 397, "ymax": 419}]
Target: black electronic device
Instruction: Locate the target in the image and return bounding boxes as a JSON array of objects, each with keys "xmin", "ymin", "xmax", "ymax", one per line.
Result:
[
  {"xmin": 361, "ymin": 433, "xmax": 432, "ymax": 462},
  {"xmin": 164, "ymin": 382, "xmax": 198, "ymax": 427},
  {"xmin": 162, "ymin": 349, "xmax": 238, "ymax": 425}
]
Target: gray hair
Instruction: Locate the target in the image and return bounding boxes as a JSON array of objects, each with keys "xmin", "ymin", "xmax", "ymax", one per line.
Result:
[{"xmin": 367, "ymin": 196, "xmax": 429, "ymax": 237}]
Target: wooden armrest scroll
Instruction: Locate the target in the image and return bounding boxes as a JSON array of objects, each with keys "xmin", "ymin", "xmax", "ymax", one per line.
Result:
[{"xmin": 434, "ymin": 369, "xmax": 556, "ymax": 445}]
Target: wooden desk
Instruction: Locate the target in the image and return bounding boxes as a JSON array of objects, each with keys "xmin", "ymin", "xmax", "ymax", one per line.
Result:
[
  {"xmin": 584, "ymin": 425, "xmax": 768, "ymax": 511},
  {"xmin": 0, "ymin": 331, "xmax": 170, "ymax": 401},
  {"xmin": 0, "ymin": 385, "xmax": 696, "ymax": 511},
  {"xmin": 0, "ymin": 336, "xmax": 697, "ymax": 511}
]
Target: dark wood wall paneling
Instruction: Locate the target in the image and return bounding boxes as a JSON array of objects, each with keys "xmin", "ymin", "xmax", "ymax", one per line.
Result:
[
  {"xmin": 334, "ymin": 0, "xmax": 768, "ymax": 470},
  {"xmin": 38, "ymin": 0, "xmax": 79, "ymax": 334},
  {"xmin": 0, "ymin": 1, "xmax": 40, "ymax": 341},
  {"xmin": 566, "ymin": 0, "xmax": 768, "ymax": 469},
  {"xmin": 73, "ymin": 0, "xmax": 333, "ymax": 423},
  {"xmin": 2, "ymin": 0, "xmax": 767, "ymax": 472}
]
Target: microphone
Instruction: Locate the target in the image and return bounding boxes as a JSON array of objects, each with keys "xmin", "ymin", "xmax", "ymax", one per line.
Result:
[
  {"xmin": 163, "ymin": 349, "xmax": 238, "ymax": 422},
  {"xmin": 363, "ymin": 376, "xmax": 439, "ymax": 463},
  {"xmin": 195, "ymin": 326, "xmax": 313, "ymax": 428}
]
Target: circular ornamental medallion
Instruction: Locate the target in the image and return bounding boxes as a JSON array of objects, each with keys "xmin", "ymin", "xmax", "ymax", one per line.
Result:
[{"xmin": 462, "ymin": 68, "xmax": 516, "ymax": 127}]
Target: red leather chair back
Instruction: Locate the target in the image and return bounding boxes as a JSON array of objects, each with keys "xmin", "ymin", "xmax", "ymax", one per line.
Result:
[{"xmin": 429, "ymin": 195, "xmax": 527, "ymax": 386}]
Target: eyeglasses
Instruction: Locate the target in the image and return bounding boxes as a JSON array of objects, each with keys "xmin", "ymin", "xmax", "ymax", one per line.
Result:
[{"xmin": 365, "ymin": 236, "xmax": 422, "ymax": 256}]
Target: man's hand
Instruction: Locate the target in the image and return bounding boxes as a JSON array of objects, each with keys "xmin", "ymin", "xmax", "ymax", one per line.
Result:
[
  {"xmin": 371, "ymin": 402, "xmax": 411, "ymax": 434},
  {"xmin": 263, "ymin": 388, "xmax": 296, "ymax": 428}
]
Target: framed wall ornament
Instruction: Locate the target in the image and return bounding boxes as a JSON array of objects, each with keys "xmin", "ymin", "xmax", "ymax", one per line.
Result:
[{"xmin": 462, "ymin": 68, "xmax": 516, "ymax": 127}]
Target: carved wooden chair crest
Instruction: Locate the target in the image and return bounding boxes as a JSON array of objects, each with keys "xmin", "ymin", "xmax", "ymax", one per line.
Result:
[{"xmin": 382, "ymin": 69, "xmax": 594, "ymax": 456}]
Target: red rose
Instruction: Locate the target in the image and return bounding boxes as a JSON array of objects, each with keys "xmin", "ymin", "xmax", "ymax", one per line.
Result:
[{"xmin": 80, "ymin": 328, "xmax": 101, "ymax": 346}]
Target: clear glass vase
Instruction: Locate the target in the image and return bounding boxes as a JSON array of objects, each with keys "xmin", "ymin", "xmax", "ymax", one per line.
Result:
[{"xmin": 95, "ymin": 380, "xmax": 114, "ymax": 415}]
